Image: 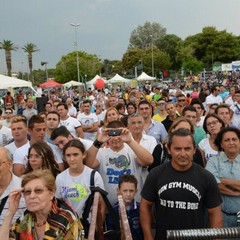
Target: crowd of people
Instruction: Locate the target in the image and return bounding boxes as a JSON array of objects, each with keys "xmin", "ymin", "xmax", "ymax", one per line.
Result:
[{"xmin": 0, "ymin": 81, "xmax": 240, "ymax": 239}]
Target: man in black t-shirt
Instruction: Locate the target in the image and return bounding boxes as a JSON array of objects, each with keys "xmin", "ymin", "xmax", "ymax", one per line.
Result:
[{"xmin": 140, "ymin": 129, "xmax": 223, "ymax": 240}]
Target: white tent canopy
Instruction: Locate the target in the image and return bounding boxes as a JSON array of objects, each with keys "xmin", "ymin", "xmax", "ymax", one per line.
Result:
[
  {"xmin": 63, "ymin": 80, "xmax": 84, "ymax": 87},
  {"xmin": 108, "ymin": 74, "xmax": 131, "ymax": 84},
  {"xmin": 86, "ymin": 75, "xmax": 108, "ymax": 85},
  {"xmin": 137, "ymin": 72, "xmax": 156, "ymax": 81},
  {"xmin": 0, "ymin": 74, "xmax": 33, "ymax": 89}
]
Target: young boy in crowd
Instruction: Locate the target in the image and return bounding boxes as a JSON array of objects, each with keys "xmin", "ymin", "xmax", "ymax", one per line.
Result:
[{"xmin": 108, "ymin": 174, "xmax": 143, "ymax": 240}]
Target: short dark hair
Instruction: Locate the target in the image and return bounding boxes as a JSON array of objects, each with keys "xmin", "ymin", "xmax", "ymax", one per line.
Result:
[
  {"xmin": 126, "ymin": 102, "xmax": 136, "ymax": 110},
  {"xmin": 138, "ymin": 100, "xmax": 151, "ymax": 109},
  {"xmin": 214, "ymin": 127, "xmax": 240, "ymax": 151},
  {"xmin": 28, "ymin": 115, "xmax": 45, "ymax": 129},
  {"xmin": 215, "ymin": 104, "xmax": 230, "ymax": 115},
  {"xmin": 182, "ymin": 106, "xmax": 197, "ymax": 116},
  {"xmin": 116, "ymin": 103, "xmax": 125, "ymax": 111},
  {"xmin": 63, "ymin": 139, "xmax": 85, "ymax": 156},
  {"xmin": 47, "ymin": 111, "xmax": 60, "ymax": 121},
  {"xmin": 167, "ymin": 128, "xmax": 195, "ymax": 148},
  {"xmin": 51, "ymin": 126, "xmax": 71, "ymax": 140},
  {"xmin": 57, "ymin": 103, "xmax": 68, "ymax": 110},
  {"xmin": 118, "ymin": 174, "xmax": 138, "ymax": 189},
  {"xmin": 190, "ymin": 99, "xmax": 204, "ymax": 110}
]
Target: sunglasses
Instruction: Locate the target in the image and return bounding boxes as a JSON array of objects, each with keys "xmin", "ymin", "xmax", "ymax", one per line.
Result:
[{"xmin": 22, "ymin": 188, "xmax": 49, "ymax": 197}]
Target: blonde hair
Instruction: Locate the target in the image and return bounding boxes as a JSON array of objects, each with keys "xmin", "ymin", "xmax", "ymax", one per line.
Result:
[
  {"xmin": 22, "ymin": 169, "xmax": 56, "ymax": 192},
  {"xmin": 103, "ymin": 107, "xmax": 119, "ymax": 126}
]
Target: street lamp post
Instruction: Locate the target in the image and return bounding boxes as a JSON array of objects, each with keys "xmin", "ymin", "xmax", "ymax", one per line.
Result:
[
  {"xmin": 70, "ymin": 23, "xmax": 81, "ymax": 83},
  {"xmin": 150, "ymin": 35, "xmax": 154, "ymax": 77},
  {"xmin": 41, "ymin": 61, "xmax": 48, "ymax": 81}
]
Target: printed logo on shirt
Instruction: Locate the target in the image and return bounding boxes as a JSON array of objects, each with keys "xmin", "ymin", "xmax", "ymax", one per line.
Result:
[
  {"xmin": 158, "ymin": 181, "xmax": 201, "ymax": 210},
  {"xmin": 106, "ymin": 154, "xmax": 131, "ymax": 184},
  {"xmin": 60, "ymin": 184, "xmax": 89, "ymax": 202}
]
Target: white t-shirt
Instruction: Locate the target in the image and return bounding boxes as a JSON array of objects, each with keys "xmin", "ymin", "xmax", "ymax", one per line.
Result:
[
  {"xmin": 60, "ymin": 116, "xmax": 81, "ymax": 138},
  {"xmin": 230, "ymin": 103, "xmax": 240, "ymax": 120},
  {"xmin": 55, "ymin": 166, "xmax": 104, "ymax": 217},
  {"xmin": 78, "ymin": 138, "xmax": 93, "ymax": 151},
  {"xmin": 4, "ymin": 142, "xmax": 18, "ymax": 155},
  {"xmin": 13, "ymin": 142, "xmax": 30, "ymax": 167},
  {"xmin": 68, "ymin": 105, "xmax": 77, "ymax": 117},
  {"xmin": 96, "ymin": 144, "xmax": 143, "ymax": 205},
  {"xmin": 13, "ymin": 141, "xmax": 63, "ymax": 168},
  {"xmin": 198, "ymin": 138, "xmax": 219, "ymax": 162},
  {"xmin": 0, "ymin": 125, "xmax": 12, "ymax": 147},
  {"xmin": 139, "ymin": 134, "xmax": 157, "ymax": 185},
  {"xmin": 195, "ymin": 116, "xmax": 205, "ymax": 128},
  {"xmin": 77, "ymin": 112, "xmax": 98, "ymax": 141}
]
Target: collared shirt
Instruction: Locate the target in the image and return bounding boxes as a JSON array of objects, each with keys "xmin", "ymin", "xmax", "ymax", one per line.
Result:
[
  {"xmin": 144, "ymin": 120, "xmax": 167, "ymax": 142},
  {"xmin": 206, "ymin": 94, "xmax": 223, "ymax": 106},
  {"xmin": 206, "ymin": 153, "xmax": 240, "ymax": 214}
]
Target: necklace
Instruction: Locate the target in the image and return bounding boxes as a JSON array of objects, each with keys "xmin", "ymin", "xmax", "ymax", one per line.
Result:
[{"xmin": 34, "ymin": 218, "xmax": 46, "ymax": 227}]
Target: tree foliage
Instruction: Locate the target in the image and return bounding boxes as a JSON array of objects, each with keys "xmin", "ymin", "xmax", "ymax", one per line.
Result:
[
  {"xmin": 129, "ymin": 21, "xmax": 166, "ymax": 49},
  {"xmin": 22, "ymin": 43, "xmax": 39, "ymax": 82},
  {"xmin": 0, "ymin": 39, "xmax": 18, "ymax": 76},
  {"xmin": 156, "ymin": 34, "xmax": 182, "ymax": 69},
  {"xmin": 184, "ymin": 26, "xmax": 240, "ymax": 69},
  {"xmin": 55, "ymin": 51, "xmax": 101, "ymax": 83}
]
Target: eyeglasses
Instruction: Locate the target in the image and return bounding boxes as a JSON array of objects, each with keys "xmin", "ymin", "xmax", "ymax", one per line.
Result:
[
  {"xmin": 0, "ymin": 161, "xmax": 7, "ymax": 167},
  {"xmin": 22, "ymin": 188, "xmax": 49, "ymax": 197},
  {"xmin": 206, "ymin": 120, "xmax": 219, "ymax": 127},
  {"xmin": 5, "ymin": 111, "xmax": 12, "ymax": 114},
  {"xmin": 27, "ymin": 154, "xmax": 43, "ymax": 160}
]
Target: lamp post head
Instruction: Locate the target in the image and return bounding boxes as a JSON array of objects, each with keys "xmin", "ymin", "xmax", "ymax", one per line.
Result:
[{"xmin": 70, "ymin": 23, "xmax": 81, "ymax": 27}]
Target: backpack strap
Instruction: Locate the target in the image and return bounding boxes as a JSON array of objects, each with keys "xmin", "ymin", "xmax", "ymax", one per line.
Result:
[
  {"xmin": 0, "ymin": 196, "xmax": 9, "ymax": 215},
  {"xmin": 82, "ymin": 170, "xmax": 120, "ymax": 232}
]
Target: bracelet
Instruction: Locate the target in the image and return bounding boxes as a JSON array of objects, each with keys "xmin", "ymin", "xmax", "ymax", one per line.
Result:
[{"xmin": 93, "ymin": 139, "xmax": 103, "ymax": 149}]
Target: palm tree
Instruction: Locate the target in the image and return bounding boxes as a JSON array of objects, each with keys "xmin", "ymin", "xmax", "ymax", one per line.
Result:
[
  {"xmin": 22, "ymin": 43, "xmax": 39, "ymax": 82},
  {"xmin": 0, "ymin": 40, "xmax": 18, "ymax": 76}
]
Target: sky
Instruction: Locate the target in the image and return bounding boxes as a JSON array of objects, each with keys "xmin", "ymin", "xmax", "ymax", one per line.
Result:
[{"xmin": 1, "ymin": 0, "xmax": 240, "ymax": 74}]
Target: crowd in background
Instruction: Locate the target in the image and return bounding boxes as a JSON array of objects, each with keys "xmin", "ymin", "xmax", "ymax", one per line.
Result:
[{"xmin": 0, "ymin": 80, "xmax": 240, "ymax": 239}]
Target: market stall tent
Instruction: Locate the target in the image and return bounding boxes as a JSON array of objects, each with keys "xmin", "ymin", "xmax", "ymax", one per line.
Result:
[
  {"xmin": 63, "ymin": 80, "xmax": 84, "ymax": 87},
  {"xmin": 137, "ymin": 72, "xmax": 156, "ymax": 81},
  {"xmin": 39, "ymin": 79, "xmax": 62, "ymax": 89},
  {"xmin": 108, "ymin": 74, "xmax": 131, "ymax": 84},
  {"xmin": 0, "ymin": 74, "xmax": 33, "ymax": 89}
]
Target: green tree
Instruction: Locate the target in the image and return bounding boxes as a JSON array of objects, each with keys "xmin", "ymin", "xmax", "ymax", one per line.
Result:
[
  {"xmin": 129, "ymin": 21, "xmax": 166, "ymax": 49},
  {"xmin": 22, "ymin": 43, "xmax": 39, "ymax": 83},
  {"xmin": 156, "ymin": 34, "xmax": 183, "ymax": 69},
  {"xmin": 55, "ymin": 51, "xmax": 101, "ymax": 83},
  {"xmin": 182, "ymin": 57, "xmax": 205, "ymax": 74},
  {"xmin": 0, "ymin": 39, "xmax": 18, "ymax": 76},
  {"xmin": 122, "ymin": 48, "xmax": 144, "ymax": 75},
  {"xmin": 184, "ymin": 26, "xmax": 240, "ymax": 68}
]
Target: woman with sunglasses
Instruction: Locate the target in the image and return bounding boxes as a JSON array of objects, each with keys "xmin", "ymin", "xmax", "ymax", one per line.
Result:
[
  {"xmin": 0, "ymin": 169, "xmax": 84, "ymax": 240},
  {"xmin": 199, "ymin": 113, "xmax": 225, "ymax": 165}
]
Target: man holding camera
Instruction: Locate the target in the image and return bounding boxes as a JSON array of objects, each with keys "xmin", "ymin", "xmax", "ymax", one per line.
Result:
[{"xmin": 87, "ymin": 120, "xmax": 153, "ymax": 205}]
